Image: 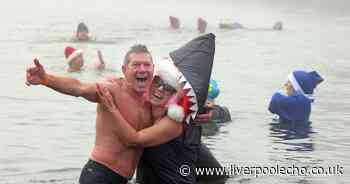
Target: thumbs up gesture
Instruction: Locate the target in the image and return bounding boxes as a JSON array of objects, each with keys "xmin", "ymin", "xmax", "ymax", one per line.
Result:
[{"xmin": 25, "ymin": 58, "xmax": 47, "ymax": 86}]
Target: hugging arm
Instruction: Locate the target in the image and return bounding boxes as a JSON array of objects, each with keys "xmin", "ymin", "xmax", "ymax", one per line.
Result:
[{"xmin": 97, "ymin": 84, "xmax": 183, "ymax": 147}]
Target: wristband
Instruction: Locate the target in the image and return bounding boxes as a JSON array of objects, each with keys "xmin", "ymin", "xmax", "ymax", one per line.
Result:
[{"xmin": 41, "ymin": 74, "xmax": 51, "ymax": 86}]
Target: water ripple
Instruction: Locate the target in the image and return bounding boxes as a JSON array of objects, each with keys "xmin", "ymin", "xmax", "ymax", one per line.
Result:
[{"xmin": 38, "ymin": 168, "xmax": 81, "ymax": 174}]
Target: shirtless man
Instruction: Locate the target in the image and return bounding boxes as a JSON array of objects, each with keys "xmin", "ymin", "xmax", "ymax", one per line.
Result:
[{"xmin": 25, "ymin": 44, "xmax": 154, "ymax": 184}]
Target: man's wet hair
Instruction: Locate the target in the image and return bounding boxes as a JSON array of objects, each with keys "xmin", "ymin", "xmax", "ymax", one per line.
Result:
[
  {"xmin": 77, "ymin": 22, "xmax": 89, "ymax": 33},
  {"xmin": 123, "ymin": 44, "xmax": 153, "ymax": 65}
]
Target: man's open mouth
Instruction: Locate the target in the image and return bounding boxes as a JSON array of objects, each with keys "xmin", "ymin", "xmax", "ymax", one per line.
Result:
[{"xmin": 136, "ymin": 76, "xmax": 148, "ymax": 83}]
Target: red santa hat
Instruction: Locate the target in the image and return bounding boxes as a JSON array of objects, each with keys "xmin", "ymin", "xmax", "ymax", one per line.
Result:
[
  {"xmin": 155, "ymin": 58, "xmax": 181, "ymax": 90},
  {"xmin": 64, "ymin": 46, "xmax": 83, "ymax": 65},
  {"xmin": 155, "ymin": 58, "xmax": 193, "ymax": 123}
]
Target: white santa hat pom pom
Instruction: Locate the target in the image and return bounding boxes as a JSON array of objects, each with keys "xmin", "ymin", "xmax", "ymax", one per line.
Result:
[{"xmin": 167, "ymin": 104, "xmax": 185, "ymax": 123}]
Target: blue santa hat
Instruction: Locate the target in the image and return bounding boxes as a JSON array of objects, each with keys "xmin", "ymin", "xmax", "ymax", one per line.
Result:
[
  {"xmin": 288, "ymin": 70, "xmax": 324, "ymax": 100},
  {"xmin": 208, "ymin": 79, "xmax": 220, "ymax": 101}
]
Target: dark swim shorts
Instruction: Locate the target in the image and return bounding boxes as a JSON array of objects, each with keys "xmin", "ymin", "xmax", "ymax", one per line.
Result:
[{"xmin": 79, "ymin": 160, "xmax": 128, "ymax": 184}]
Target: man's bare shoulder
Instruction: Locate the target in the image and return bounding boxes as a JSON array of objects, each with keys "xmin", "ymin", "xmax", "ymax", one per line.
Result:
[
  {"xmin": 101, "ymin": 76, "xmax": 124, "ymax": 89},
  {"xmin": 103, "ymin": 76, "xmax": 124, "ymax": 83},
  {"xmin": 105, "ymin": 76, "xmax": 124, "ymax": 83}
]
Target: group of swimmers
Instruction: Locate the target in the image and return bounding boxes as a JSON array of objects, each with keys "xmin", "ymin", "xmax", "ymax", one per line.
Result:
[
  {"xmin": 25, "ymin": 24, "xmax": 323, "ymax": 184},
  {"xmin": 65, "ymin": 18, "xmax": 282, "ymax": 72},
  {"xmin": 63, "ymin": 22, "xmax": 105, "ymax": 72},
  {"xmin": 169, "ymin": 16, "xmax": 283, "ymax": 33},
  {"xmin": 169, "ymin": 16, "xmax": 208, "ymax": 33}
]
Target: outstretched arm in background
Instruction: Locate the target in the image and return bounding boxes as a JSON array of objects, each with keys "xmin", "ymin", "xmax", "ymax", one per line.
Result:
[{"xmin": 95, "ymin": 50, "xmax": 106, "ymax": 70}]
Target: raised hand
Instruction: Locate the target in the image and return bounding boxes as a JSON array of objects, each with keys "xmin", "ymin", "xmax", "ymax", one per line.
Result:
[
  {"xmin": 95, "ymin": 50, "xmax": 105, "ymax": 70},
  {"xmin": 96, "ymin": 83, "xmax": 117, "ymax": 112},
  {"xmin": 97, "ymin": 50, "xmax": 104, "ymax": 64},
  {"xmin": 25, "ymin": 58, "xmax": 47, "ymax": 86}
]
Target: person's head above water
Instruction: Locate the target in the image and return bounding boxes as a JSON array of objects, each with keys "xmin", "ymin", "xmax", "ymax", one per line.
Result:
[
  {"xmin": 64, "ymin": 46, "xmax": 84, "ymax": 72},
  {"xmin": 285, "ymin": 70, "xmax": 324, "ymax": 99},
  {"xmin": 122, "ymin": 44, "xmax": 154, "ymax": 95},
  {"xmin": 76, "ymin": 22, "xmax": 89, "ymax": 41},
  {"xmin": 206, "ymin": 79, "xmax": 220, "ymax": 107},
  {"xmin": 197, "ymin": 17, "xmax": 207, "ymax": 33},
  {"xmin": 169, "ymin": 16, "xmax": 180, "ymax": 29},
  {"xmin": 273, "ymin": 21, "xmax": 283, "ymax": 31},
  {"xmin": 207, "ymin": 79, "xmax": 220, "ymax": 102}
]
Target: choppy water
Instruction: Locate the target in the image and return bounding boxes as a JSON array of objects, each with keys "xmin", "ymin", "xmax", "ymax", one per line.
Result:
[{"xmin": 0, "ymin": 0, "xmax": 349, "ymax": 183}]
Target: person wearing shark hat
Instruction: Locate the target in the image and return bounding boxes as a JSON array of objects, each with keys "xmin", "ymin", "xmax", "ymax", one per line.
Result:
[
  {"xmin": 97, "ymin": 33, "xmax": 216, "ymax": 184},
  {"xmin": 268, "ymin": 70, "xmax": 324, "ymax": 124}
]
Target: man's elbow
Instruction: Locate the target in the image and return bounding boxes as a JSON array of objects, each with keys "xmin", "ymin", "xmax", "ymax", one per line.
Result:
[
  {"xmin": 79, "ymin": 85, "xmax": 98, "ymax": 102},
  {"xmin": 70, "ymin": 82, "xmax": 84, "ymax": 97}
]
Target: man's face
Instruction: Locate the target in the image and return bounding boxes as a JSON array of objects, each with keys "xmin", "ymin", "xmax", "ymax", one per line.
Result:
[
  {"xmin": 123, "ymin": 53, "xmax": 154, "ymax": 94},
  {"xmin": 284, "ymin": 80, "xmax": 295, "ymax": 96},
  {"xmin": 70, "ymin": 55, "xmax": 84, "ymax": 71},
  {"xmin": 149, "ymin": 76, "xmax": 177, "ymax": 107},
  {"xmin": 77, "ymin": 31, "xmax": 89, "ymax": 41}
]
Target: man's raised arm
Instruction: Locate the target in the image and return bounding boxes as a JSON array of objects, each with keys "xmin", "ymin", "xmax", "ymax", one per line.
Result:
[{"xmin": 26, "ymin": 58, "xmax": 99, "ymax": 102}]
